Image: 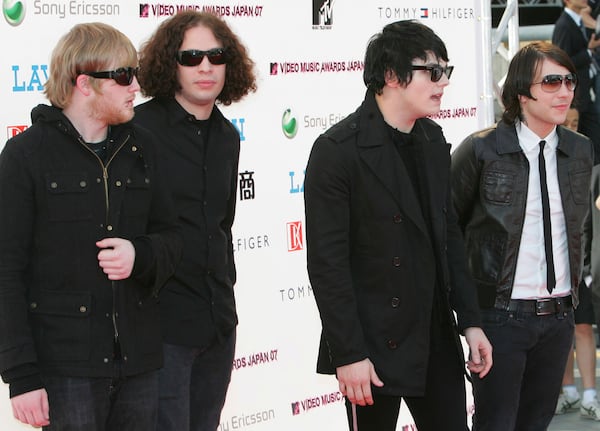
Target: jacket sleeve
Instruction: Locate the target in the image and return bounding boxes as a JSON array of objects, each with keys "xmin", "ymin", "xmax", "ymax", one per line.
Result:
[
  {"xmin": 131, "ymin": 140, "xmax": 182, "ymax": 296},
  {"xmin": 221, "ymin": 137, "xmax": 239, "ymax": 287},
  {"xmin": 582, "ymin": 169, "xmax": 598, "ymax": 284},
  {"xmin": 304, "ymin": 136, "xmax": 368, "ymax": 369},
  {"xmin": 0, "ymin": 142, "xmax": 40, "ymax": 393},
  {"xmin": 450, "ymin": 136, "xmax": 481, "ymax": 232},
  {"xmin": 449, "ymin": 136, "xmax": 485, "ymax": 327}
]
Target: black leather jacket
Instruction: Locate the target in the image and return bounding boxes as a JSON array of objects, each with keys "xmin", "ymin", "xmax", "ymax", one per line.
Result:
[{"xmin": 451, "ymin": 121, "xmax": 592, "ymax": 309}]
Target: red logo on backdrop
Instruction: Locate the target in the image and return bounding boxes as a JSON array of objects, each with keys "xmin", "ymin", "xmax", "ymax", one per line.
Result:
[
  {"xmin": 287, "ymin": 221, "xmax": 303, "ymax": 251},
  {"xmin": 7, "ymin": 125, "xmax": 28, "ymax": 139}
]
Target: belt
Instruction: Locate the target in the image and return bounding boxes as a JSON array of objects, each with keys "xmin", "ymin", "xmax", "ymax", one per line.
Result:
[{"xmin": 506, "ymin": 295, "xmax": 573, "ymax": 316}]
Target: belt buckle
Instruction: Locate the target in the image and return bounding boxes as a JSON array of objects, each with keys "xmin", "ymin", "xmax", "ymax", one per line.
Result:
[{"xmin": 535, "ymin": 298, "xmax": 555, "ymax": 316}]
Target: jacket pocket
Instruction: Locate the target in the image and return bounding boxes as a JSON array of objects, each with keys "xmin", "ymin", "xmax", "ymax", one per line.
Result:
[
  {"xmin": 123, "ymin": 173, "xmax": 151, "ymax": 217},
  {"xmin": 569, "ymin": 168, "xmax": 591, "ymax": 205},
  {"xmin": 28, "ymin": 290, "xmax": 92, "ymax": 361},
  {"xmin": 467, "ymin": 233, "xmax": 505, "ymax": 284},
  {"xmin": 44, "ymin": 172, "xmax": 92, "ymax": 221},
  {"xmin": 482, "ymin": 170, "xmax": 515, "ymax": 205}
]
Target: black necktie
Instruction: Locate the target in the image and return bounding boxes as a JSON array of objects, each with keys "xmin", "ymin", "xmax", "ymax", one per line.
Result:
[
  {"xmin": 580, "ymin": 20, "xmax": 588, "ymax": 40},
  {"xmin": 539, "ymin": 140, "xmax": 556, "ymax": 294}
]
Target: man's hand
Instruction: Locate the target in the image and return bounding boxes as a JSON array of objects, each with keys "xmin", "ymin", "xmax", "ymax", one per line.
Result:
[
  {"xmin": 96, "ymin": 238, "xmax": 135, "ymax": 280},
  {"xmin": 464, "ymin": 327, "xmax": 493, "ymax": 378},
  {"xmin": 336, "ymin": 358, "xmax": 384, "ymax": 406},
  {"xmin": 11, "ymin": 389, "xmax": 50, "ymax": 428}
]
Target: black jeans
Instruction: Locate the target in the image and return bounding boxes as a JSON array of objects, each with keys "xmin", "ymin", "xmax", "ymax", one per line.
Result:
[
  {"xmin": 344, "ymin": 335, "xmax": 468, "ymax": 431},
  {"xmin": 42, "ymin": 366, "xmax": 158, "ymax": 431},
  {"xmin": 472, "ymin": 307, "xmax": 574, "ymax": 431},
  {"xmin": 157, "ymin": 330, "xmax": 236, "ymax": 431}
]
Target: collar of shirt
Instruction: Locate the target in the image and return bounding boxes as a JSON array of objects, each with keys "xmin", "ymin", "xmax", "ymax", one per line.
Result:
[
  {"xmin": 516, "ymin": 121, "xmax": 558, "ymax": 156},
  {"xmin": 564, "ymin": 7, "xmax": 583, "ymax": 27}
]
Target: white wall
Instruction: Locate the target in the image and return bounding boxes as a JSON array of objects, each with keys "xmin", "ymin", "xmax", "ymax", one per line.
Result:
[{"xmin": 0, "ymin": 1, "xmax": 489, "ymax": 429}]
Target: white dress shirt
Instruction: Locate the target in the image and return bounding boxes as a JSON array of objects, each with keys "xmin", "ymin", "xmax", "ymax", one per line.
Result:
[{"xmin": 511, "ymin": 122, "xmax": 571, "ymax": 299}]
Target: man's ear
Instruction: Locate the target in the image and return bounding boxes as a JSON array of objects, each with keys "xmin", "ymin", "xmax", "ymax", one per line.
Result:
[
  {"xmin": 384, "ymin": 69, "xmax": 400, "ymax": 87},
  {"xmin": 74, "ymin": 74, "xmax": 93, "ymax": 96}
]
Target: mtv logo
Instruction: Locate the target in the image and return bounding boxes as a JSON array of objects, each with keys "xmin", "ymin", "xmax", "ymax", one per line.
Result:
[
  {"xmin": 291, "ymin": 401, "xmax": 300, "ymax": 415},
  {"xmin": 7, "ymin": 125, "xmax": 27, "ymax": 139},
  {"xmin": 139, "ymin": 3, "xmax": 149, "ymax": 17},
  {"xmin": 270, "ymin": 62, "xmax": 278, "ymax": 75}
]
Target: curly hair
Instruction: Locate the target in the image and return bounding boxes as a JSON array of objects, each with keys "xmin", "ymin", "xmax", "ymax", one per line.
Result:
[{"xmin": 138, "ymin": 10, "xmax": 256, "ymax": 105}]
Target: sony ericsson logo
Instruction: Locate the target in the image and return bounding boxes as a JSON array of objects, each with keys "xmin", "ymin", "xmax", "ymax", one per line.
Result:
[
  {"xmin": 3, "ymin": 0, "xmax": 26, "ymax": 26},
  {"xmin": 282, "ymin": 108, "xmax": 297, "ymax": 139}
]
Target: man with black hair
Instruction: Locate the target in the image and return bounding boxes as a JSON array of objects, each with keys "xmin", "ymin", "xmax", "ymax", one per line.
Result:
[{"xmin": 304, "ymin": 19, "xmax": 492, "ymax": 431}]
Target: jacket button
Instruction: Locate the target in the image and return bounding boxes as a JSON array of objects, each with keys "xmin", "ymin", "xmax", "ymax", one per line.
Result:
[
  {"xmin": 392, "ymin": 256, "xmax": 401, "ymax": 267},
  {"xmin": 131, "ymin": 146, "xmax": 138, "ymax": 152},
  {"xmin": 387, "ymin": 340, "xmax": 398, "ymax": 349},
  {"xmin": 391, "ymin": 297, "xmax": 400, "ymax": 308},
  {"xmin": 103, "ymin": 358, "xmax": 109, "ymax": 363},
  {"xmin": 393, "ymin": 213, "xmax": 403, "ymax": 223},
  {"xmin": 107, "ymin": 225, "xmax": 113, "ymax": 231},
  {"xmin": 115, "ymin": 180, "xmax": 122, "ymax": 187},
  {"xmin": 79, "ymin": 306, "xmax": 87, "ymax": 313},
  {"xmin": 79, "ymin": 181, "xmax": 87, "ymax": 188},
  {"xmin": 50, "ymin": 182, "xmax": 58, "ymax": 189},
  {"xmin": 30, "ymin": 302, "xmax": 37, "ymax": 310}
]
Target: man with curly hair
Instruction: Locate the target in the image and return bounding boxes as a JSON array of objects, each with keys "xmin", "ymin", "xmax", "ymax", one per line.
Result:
[{"xmin": 135, "ymin": 10, "xmax": 256, "ymax": 431}]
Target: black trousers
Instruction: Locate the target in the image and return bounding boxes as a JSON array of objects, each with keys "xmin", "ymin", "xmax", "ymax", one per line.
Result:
[{"xmin": 344, "ymin": 331, "xmax": 468, "ymax": 431}]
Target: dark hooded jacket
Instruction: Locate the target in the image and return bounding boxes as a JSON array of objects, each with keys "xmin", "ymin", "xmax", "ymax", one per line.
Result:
[{"xmin": 0, "ymin": 104, "xmax": 182, "ymax": 397}]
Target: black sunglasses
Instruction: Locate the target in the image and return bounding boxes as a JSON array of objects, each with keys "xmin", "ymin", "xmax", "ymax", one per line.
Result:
[
  {"xmin": 176, "ymin": 48, "xmax": 227, "ymax": 67},
  {"xmin": 532, "ymin": 73, "xmax": 578, "ymax": 93},
  {"xmin": 411, "ymin": 64, "xmax": 454, "ymax": 82},
  {"xmin": 79, "ymin": 67, "xmax": 139, "ymax": 86}
]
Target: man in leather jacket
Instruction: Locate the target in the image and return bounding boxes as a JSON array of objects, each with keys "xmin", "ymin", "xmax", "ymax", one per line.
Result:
[
  {"xmin": 0, "ymin": 23, "xmax": 182, "ymax": 430},
  {"xmin": 451, "ymin": 41, "xmax": 593, "ymax": 430}
]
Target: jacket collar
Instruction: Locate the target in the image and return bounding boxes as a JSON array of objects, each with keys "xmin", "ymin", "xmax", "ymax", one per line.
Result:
[{"xmin": 495, "ymin": 120, "xmax": 577, "ymax": 157}]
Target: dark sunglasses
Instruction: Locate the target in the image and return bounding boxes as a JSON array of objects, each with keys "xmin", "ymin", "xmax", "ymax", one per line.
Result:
[
  {"xmin": 79, "ymin": 67, "xmax": 139, "ymax": 86},
  {"xmin": 176, "ymin": 48, "xmax": 227, "ymax": 67},
  {"xmin": 532, "ymin": 73, "xmax": 578, "ymax": 93},
  {"xmin": 411, "ymin": 64, "xmax": 454, "ymax": 82}
]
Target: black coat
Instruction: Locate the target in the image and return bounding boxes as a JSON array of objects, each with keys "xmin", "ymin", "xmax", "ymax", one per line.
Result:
[
  {"xmin": 552, "ymin": 11, "xmax": 595, "ymax": 113},
  {"xmin": 304, "ymin": 91, "xmax": 481, "ymax": 396},
  {"xmin": 0, "ymin": 105, "xmax": 182, "ymax": 396}
]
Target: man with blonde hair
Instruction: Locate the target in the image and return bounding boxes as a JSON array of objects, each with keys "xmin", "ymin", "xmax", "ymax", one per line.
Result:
[{"xmin": 0, "ymin": 22, "xmax": 182, "ymax": 430}]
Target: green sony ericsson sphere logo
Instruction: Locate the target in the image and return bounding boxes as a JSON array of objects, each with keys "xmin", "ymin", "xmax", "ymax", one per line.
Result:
[
  {"xmin": 3, "ymin": 0, "xmax": 26, "ymax": 26},
  {"xmin": 282, "ymin": 108, "xmax": 298, "ymax": 139}
]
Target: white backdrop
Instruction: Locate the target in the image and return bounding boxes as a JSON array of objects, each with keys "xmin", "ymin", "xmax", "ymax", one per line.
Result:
[{"xmin": 1, "ymin": 1, "xmax": 491, "ymax": 429}]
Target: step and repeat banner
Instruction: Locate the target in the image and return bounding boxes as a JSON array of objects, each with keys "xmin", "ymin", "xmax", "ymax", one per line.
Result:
[{"xmin": 1, "ymin": 1, "xmax": 491, "ymax": 429}]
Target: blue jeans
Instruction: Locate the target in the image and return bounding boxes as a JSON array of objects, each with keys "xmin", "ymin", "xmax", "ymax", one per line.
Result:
[
  {"xmin": 42, "ymin": 366, "xmax": 158, "ymax": 431},
  {"xmin": 472, "ymin": 307, "xmax": 574, "ymax": 431},
  {"xmin": 157, "ymin": 330, "xmax": 236, "ymax": 431}
]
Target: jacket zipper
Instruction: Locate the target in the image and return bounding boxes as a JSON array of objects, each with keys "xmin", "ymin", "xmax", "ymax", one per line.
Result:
[{"xmin": 78, "ymin": 134, "xmax": 130, "ymax": 346}]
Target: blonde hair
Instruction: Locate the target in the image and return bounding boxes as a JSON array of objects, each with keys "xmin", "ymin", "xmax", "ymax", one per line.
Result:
[{"xmin": 44, "ymin": 22, "xmax": 138, "ymax": 108}]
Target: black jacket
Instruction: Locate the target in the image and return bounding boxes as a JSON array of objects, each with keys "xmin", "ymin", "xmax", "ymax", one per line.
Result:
[
  {"xmin": 305, "ymin": 91, "xmax": 481, "ymax": 396},
  {"xmin": 0, "ymin": 105, "xmax": 182, "ymax": 397},
  {"xmin": 134, "ymin": 98, "xmax": 239, "ymax": 347},
  {"xmin": 451, "ymin": 121, "xmax": 592, "ymax": 309},
  {"xmin": 552, "ymin": 11, "xmax": 595, "ymax": 113}
]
